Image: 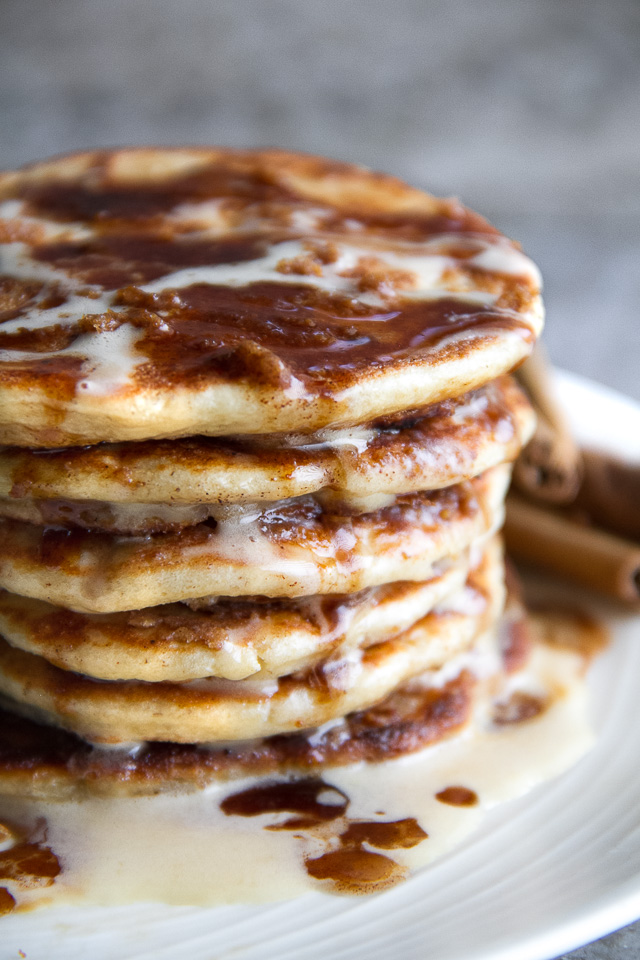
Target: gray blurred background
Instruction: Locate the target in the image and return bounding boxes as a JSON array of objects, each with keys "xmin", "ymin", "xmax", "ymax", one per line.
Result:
[{"xmin": 0, "ymin": 1, "xmax": 639, "ymax": 956}]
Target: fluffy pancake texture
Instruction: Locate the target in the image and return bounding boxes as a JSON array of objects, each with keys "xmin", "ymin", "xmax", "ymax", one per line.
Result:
[
  {"xmin": 0, "ymin": 556, "xmax": 471, "ymax": 682},
  {"xmin": 0, "ymin": 582, "xmax": 547, "ymax": 800},
  {"xmin": 0, "ymin": 673, "xmax": 477, "ymax": 800},
  {"xmin": 0, "ymin": 148, "xmax": 542, "ymax": 446}
]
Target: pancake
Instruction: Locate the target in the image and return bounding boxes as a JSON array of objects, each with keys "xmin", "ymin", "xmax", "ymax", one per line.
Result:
[
  {"xmin": 0, "ymin": 148, "xmax": 543, "ymax": 447},
  {"xmin": 0, "ymin": 463, "xmax": 510, "ymax": 612},
  {"xmin": 0, "ymin": 376, "xmax": 534, "ymax": 505},
  {"xmin": 0, "ymin": 540, "xmax": 504, "ymax": 744},
  {"xmin": 0, "ymin": 552, "xmax": 472, "ymax": 682}
]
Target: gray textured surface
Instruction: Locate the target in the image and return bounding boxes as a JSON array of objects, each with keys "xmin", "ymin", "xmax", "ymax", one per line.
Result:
[{"xmin": 0, "ymin": 1, "xmax": 639, "ymax": 955}]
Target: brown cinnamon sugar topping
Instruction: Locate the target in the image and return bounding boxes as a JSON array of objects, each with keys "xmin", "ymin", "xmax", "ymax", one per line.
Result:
[
  {"xmin": 304, "ymin": 846, "xmax": 407, "ymax": 893},
  {"xmin": 220, "ymin": 778, "xmax": 348, "ymax": 823},
  {"xmin": 339, "ymin": 818, "xmax": 427, "ymax": 849},
  {"xmin": 0, "ymin": 841, "xmax": 61, "ymax": 887},
  {"xmin": 17, "ymin": 160, "xmax": 497, "ymax": 239},
  {"xmin": 0, "ymin": 153, "xmax": 540, "ymax": 414},
  {"xmin": 0, "ymin": 277, "xmax": 44, "ymax": 322},
  {"xmin": 493, "ymin": 692, "xmax": 547, "ymax": 726},
  {"xmin": 0, "ymin": 322, "xmax": 78, "ymax": 353},
  {"xmin": 220, "ymin": 777, "xmax": 425, "ymax": 894},
  {"xmin": 20, "ymin": 165, "xmax": 299, "ymax": 225},
  {"xmin": 114, "ymin": 283, "xmax": 533, "ymax": 393},
  {"xmin": 0, "ymin": 814, "xmax": 61, "ymax": 910},
  {"xmin": 338, "ymin": 255, "xmax": 416, "ymax": 296},
  {"xmin": 435, "ymin": 786, "xmax": 478, "ymax": 807},
  {"xmin": 34, "ymin": 235, "xmax": 268, "ymax": 288},
  {"xmin": 275, "ymin": 240, "xmax": 339, "ymax": 277}
]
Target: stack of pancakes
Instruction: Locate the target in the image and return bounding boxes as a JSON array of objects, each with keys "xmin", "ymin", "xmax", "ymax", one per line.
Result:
[{"xmin": 0, "ymin": 149, "xmax": 542, "ymax": 793}]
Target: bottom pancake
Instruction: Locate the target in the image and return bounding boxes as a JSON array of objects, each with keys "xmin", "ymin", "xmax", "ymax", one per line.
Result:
[
  {"xmin": 0, "ymin": 622, "xmax": 598, "ymax": 915},
  {"xmin": 0, "ymin": 673, "xmax": 476, "ymax": 801}
]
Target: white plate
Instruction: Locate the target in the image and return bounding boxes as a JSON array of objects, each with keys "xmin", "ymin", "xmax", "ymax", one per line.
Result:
[{"xmin": 2, "ymin": 369, "xmax": 640, "ymax": 960}]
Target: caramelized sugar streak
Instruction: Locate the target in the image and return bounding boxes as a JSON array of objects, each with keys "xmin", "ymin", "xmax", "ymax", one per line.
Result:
[
  {"xmin": 493, "ymin": 692, "xmax": 546, "ymax": 726},
  {"xmin": 20, "ymin": 164, "xmax": 498, "ymax": 236},
  {"xmin": 0, "ymin": 841, "xmax": 60, "ymax": 885},
  {"xmin": 21, "ymin": 166, "xmax": 302, "ymax": 222},
  {"xmin": 121, "ymin": 284, "xmax": 534, "ymax": 392},
  {"xmin": 0, "ymin": 817, "xmax": 61, "ymax": 914},
  {"xmin": 339, "ymin": 818, "xmax": 427, "ymax": 849},
  {"xmin": 34, "ymin": 236, "xmax": 268, "ymax": 289},
  {"xmin": 220, "ymin": 779, "xmax": 348, "ymax": 827},
  {"xmin": 435, "ymin": 786, "xmax": 479, "ymax": 807},
  {"xmin": 304, "ymin": 848, "xmax": 405, "ymax": 892}
]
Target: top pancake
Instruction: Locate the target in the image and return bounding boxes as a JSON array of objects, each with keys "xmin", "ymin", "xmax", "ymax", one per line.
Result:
[{"xmin": 0, "ymin": 148, "xmax": 543, "ymax": 446}]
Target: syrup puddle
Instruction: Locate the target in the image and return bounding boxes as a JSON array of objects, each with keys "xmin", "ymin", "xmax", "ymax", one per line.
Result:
[
  {"xmin": 0, "ymin": 819, "xmax": 61, "ymax": 916},
  {"xmin": 221, "ymin": 778, "xmax": 427, "ymax": 893}
]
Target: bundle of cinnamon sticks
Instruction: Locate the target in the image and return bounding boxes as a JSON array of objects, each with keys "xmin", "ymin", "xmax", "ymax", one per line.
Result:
[{"xmin": 506, "ymin": 346, "xmax": 640, "ymax": 606}]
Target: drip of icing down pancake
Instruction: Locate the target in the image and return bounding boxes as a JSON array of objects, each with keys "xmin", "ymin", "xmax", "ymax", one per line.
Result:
[{"xmin": 0, "ymin": 149, "xmax": 543, "ymax": 444}]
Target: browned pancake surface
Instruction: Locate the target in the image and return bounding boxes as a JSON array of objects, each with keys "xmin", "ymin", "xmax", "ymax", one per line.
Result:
[
  {"xmin": 0, "ymin": 673, "xmax": 475, "ymax": 799},
  {"xmin": 0, "ymin": 541, "xmax": 504, "ymax": 743},
  {"xmin": 0, "ymin": 585, "xmax": 534, "ymax": 799}
]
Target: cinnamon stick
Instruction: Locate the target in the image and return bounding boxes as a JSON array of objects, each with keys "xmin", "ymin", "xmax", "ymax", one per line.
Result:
[
  {"xmin": 575, "ymin": 450, "xmax": 640, "ymax": 542},
  {"xmin": 514, "ymin": 345, "xmax": 583, "ymax": 504},
  {"xmin": 505, "ymin": 493, "xmax": 640, "ymax": 606}
]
